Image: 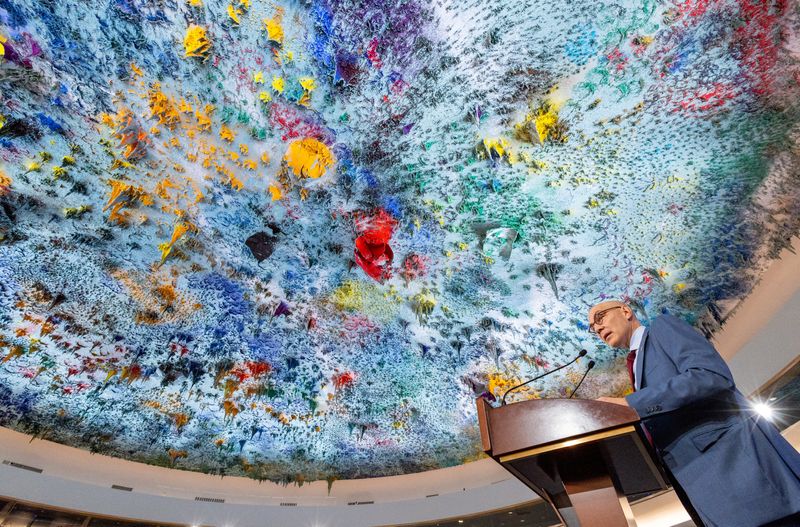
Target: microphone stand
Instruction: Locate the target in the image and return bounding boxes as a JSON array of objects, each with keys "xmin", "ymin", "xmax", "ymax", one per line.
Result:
[
  {"xmin": 501, "ymin": 350, "xmax": 587, "ymax": 405},
  {"xmin": 568, "ymin": 360, "xmax": 596, "ymax": 399}
]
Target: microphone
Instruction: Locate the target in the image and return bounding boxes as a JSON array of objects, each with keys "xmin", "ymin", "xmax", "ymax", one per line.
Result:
[
  {"xmin": 502, "ymin": 350, "xmax": 588, "ymax": 405},
  {"xmin": 568, "ymin": 360, "xmax": 596, "ymax": 399}
]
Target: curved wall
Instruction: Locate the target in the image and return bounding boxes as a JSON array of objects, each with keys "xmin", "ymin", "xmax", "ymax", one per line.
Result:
[
  {"xmin": 0, "ymin": 434, "xmax": 533, "ymax": 526},
  {"xmin": 1, "ymin": 242, "xmax": 799, "ymax": 527}
]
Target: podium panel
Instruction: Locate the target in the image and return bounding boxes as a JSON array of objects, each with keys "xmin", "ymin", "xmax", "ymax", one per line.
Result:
[{"xmin": 477, "ymin": 398, "xmax": 669, "ymax": 527}]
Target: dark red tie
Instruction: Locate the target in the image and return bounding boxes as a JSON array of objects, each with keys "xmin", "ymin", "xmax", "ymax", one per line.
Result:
[
  {"xmin": 626, "ymin": 349, "xmax": 637, "ymax": 390},
  {"xmin": 626, "ymin": 349, "xmax": 654, "ymax": 447}
]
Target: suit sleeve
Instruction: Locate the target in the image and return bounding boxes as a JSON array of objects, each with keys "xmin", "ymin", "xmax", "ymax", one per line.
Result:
[{"xmin": 625, "ymin": 314, "xmax": 735, "ymax": 418}]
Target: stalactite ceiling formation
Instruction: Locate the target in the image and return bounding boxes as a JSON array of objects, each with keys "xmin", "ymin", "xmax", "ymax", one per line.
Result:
[{"xmin": 0, "ymin": 0, "xmax": 799, "ymax": 483}]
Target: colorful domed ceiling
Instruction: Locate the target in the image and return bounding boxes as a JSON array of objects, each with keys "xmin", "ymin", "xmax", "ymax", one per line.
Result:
[{"xmin": 0, "ymin": 0, "xmax": 799, "ymax": 483}]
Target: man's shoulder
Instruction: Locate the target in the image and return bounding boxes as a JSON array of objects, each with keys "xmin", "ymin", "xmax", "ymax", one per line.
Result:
[
  {"xmin": 647, "ymin": 312, "xmax": 714, "ymax": 350},
  {"xmin": 646, "ymin": 313, "xmax": 693, "ymax": 339},
  {"xmin": 648, "ymin": 312, "xmax": 689, "ymax": 327},
  {"xmin": 647, "ymin": 313, "xmax": 677, "ymax": 330}
]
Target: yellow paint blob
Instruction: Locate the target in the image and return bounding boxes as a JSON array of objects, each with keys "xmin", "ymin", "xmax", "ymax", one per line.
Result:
[
  {"xmin": 268, "ymin": 184, "xmax": 282, "ymax": 201},
  {"xmin": 283, "ymin": 138, "xmax": 335, "ymax": 180},
  {"xmin": 184, "ymin": 25, "xmax": 211, "ymax": 60},
  {"xmin": 148, "ymin": 84, "xmax": 181, "ymax": 129},
  {"xmin": 271, "ymin": 76, "xmax": 285, "ymax": 93},
  {"xmin": 195, "ymin": 105, "xmax": 213, "ymax": 131},
  {"xmin": 103, "ymin": 180, "xmax": 148, "ymax": 225},
  {"xmin": 0, "ymin": 34, "xmax": 6, "ymax": 57},
  {"xmin": 227, "ymin": 3, "xmax": 242, "ymax": 24},
  {"xmin": 411, "ymin": 291, "xmax": 436, "ymax": 317},
  {"xmin": 487, "ymin": 372, "xmax": 531, "ymax": 399},
  {"xmin": 533, "ymin": 104, "xmax": 560, "ymax": 143},
  {"xmin": 219, "ymin": 124, "xmax": 235, "ymax": 142},
  {"xmin": 178, "ymin": 99, "xmax": 193, "ymax": 113},
  {"xmin": 481, "ymin": 138, "xmax": 510, "ymax": 160},
  {"xmin": 330, "ymin": 281, "xmax": 364, "ymax": 311},
  {"xmin": 299, "ymin": 77, "xmax": 317, "ymax": 92},
  {"xmin": 159, "ymin": 222, "xmax": 191, "ymax": 264},
  {"xmin": 264, "ymin": 17, "xmax": 284, "ymax": 45},
  {"xmin": 154, "ymin": 178, "xmax": 179, "ymax": 199},
  {"xmin": 0, "ymin": 171, "xmax": 11, "ymax": 194}
]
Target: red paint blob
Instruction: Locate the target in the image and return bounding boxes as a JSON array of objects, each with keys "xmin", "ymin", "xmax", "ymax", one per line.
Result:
[
  {"xmin": 332, "ymin": 371, "xmax": 356, "ymax": 390},
  {"xmin": 354, "ymin": 209, "xmax": 397, "ymax": 282}
]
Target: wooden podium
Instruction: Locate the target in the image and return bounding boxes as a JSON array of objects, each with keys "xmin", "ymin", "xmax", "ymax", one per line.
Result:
[{"xmin": 476, "ymin": 398, "xmax": 669, "ymax": 527}]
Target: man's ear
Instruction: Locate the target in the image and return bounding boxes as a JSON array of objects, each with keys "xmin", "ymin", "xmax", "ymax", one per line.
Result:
[{"xmin": 621, "ymin": 305, "xmax": 634, "ymax": 320}]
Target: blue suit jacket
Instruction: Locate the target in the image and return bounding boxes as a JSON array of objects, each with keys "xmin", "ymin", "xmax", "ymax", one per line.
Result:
[{"xmin": 626, "ymin": 314, "xmax": 800, "ymax": 527}]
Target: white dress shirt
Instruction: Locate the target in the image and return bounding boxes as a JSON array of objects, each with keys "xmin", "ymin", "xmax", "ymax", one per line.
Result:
[{"xmin": 629, "ymin": 325, "xmax": 645, "ymax": 390}]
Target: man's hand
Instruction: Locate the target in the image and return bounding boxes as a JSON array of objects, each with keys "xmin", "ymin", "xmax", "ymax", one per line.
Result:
[{"xmin": 597, "ymin": 396, "xmax": 629, "ymax": 407}]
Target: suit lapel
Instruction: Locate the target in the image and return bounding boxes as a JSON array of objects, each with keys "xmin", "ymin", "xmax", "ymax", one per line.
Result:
[{"xmin": 636, "ymin": 328, "xmax": 648, "ymax": 389}]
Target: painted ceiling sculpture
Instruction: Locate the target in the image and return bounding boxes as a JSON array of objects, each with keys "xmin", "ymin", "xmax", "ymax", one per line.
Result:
[{"xmin": 0, "ymin": 0, "xmax": 799, "ymax": 483}]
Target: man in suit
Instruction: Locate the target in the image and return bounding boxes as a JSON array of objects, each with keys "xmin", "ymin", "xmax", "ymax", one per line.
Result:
[{"xmin": 588, "ymin": 300, "xmax": 800, "ymax": 527}]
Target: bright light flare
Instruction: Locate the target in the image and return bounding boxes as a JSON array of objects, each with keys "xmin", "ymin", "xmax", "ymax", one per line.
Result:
[{"xmin": 752, "ymin": 402, "xmax": 774, "ymax": 420}]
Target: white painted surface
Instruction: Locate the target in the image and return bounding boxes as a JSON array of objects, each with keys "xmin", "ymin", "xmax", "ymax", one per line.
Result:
[
  {"xmin": 0, "ymin": 457, "xmax": 534, "ymax": 527},
  {"xmin": 0, "ymin": 427, "xmax": 537, "ymax": 526},
  {"xmin": 0, "ymin": 426, "xmax": 522, "ymax": 507},
  {"xmin": 713, "ymin": 239, "xmax": 800, "ymax": 394}
]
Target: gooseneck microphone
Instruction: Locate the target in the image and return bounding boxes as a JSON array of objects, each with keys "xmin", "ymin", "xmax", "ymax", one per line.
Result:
[
  {"xmin": 568, "ymin": 360, "xmax": 596, "ymax": 399},
  {"xmin": 501, "ymin": 349, "xmax": 588, "ymax": 405}
]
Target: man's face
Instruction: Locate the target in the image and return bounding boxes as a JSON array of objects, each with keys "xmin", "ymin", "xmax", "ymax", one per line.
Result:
[{"xmin": 588, "ymin": 302, "xmax": 635, "ymax": 349}]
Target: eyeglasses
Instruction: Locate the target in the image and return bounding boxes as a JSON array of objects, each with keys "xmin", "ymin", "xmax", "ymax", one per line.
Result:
[{"xmin": 589, "ymin": 306, "xmax": 623, "ymax": 333}]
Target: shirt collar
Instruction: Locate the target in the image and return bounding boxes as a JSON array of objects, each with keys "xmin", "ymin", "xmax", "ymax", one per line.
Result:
[{"xmin": 629, "ymin": 325, "xmax": 645, "ymax": 352}]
